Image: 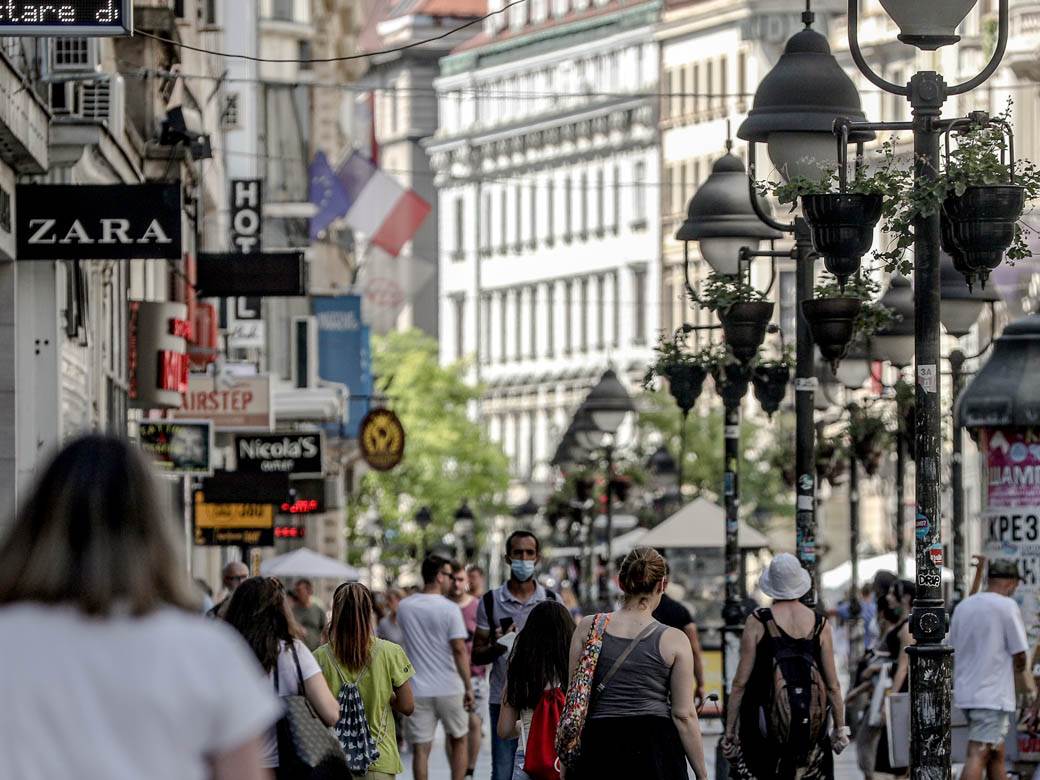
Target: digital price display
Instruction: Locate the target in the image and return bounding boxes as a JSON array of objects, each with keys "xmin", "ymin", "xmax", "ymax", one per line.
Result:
[{"xmin": 0, "ymin": 1, "xmax": 132, "ymax": 36}]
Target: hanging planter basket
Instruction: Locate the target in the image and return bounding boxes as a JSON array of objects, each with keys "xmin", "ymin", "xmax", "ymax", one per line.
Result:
[
  {"xmin": 752, "ymin": 364, "xmax": 790, "ymax": 418},
  {"xmin": 711, "ymin": 362, "xmax": 751, "ymax": 409},
  {"xmin": 942, "ymin": 185, "xmax": 1025, "ymax": 274},
  {"xmin": 941, "ymin": 215, "xmax": 983, "ymax": 290},
  {"xmin": 664, "ymin": 363, "xmax": 708, "ymax": 415},
  {"xmin": 802, "ymin": 193, "xmax": 883, "ymax": 288},
  {"xmin": 801, "ymin": 297, "xmax": 863, "ymax": 368},
  {"xmin": 853, "ymin": 440, "xmax": 885, "ymax": 476},
  {"xmin": 719, "ymin": 301, "xmax": 775, "ymax": 364},
  {"xmin": 816, "ymin": 438, "xmax": 846, "ymax": 485}
]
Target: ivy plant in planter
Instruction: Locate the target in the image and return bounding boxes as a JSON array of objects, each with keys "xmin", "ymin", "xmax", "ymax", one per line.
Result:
[
  {"xmin": 693, "ymin": 273, "xmax": 773, "ymax": 365},
  {"xmin": 762, "ymin": 142, "xmax": 901, "ymax": 288},
  {"xmin": 802, "ymin": 272, "xmax": 896, "ymax": 369},
  {"xmin": 643, "ymin": 332, "xmax": 711, "ymax": 415},
  {"xmin": 752, "ymin": 346, "xmax": 793, "ymax": 418},
  {"xmin": 847, "ymin": 403, "xmax": 891, "ymax": 477},
  {"xmin": 708, "ymin": 348, "xmax": 752, "ymax": 409},
  {"xmin": 815, "ymin": 433, "xmax": 847, "ymax": 486}
]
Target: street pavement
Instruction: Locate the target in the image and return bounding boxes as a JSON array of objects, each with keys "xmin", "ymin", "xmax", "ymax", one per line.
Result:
[{"xmin": 400, "ymin": 721, "xmax": 864, "ymax": 780}]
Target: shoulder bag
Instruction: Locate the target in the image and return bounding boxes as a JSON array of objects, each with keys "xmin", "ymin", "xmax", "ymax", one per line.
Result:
[
  {"xmin": 555, "ymin": 616, "xmax": 658, "ymax": 769},
  {"xmin": 274, "ymin": 641, "xmax": 351, "ymax": 779}
]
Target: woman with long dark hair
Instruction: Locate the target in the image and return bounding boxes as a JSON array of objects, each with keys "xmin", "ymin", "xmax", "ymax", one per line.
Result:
[
  {"xmin": 0, "ymin": 435, "xmax": 282, "ymax": 780},
  {"xmin": 498, "ymin": 600, "xmax": 576, "ymax": 780},
  {"xmin": 225, "ymin": 576, "xmax": 340, "ymax": 776},
  {"xmin": 314, "ymin": 581, "xmax": 415, "ymax": 779}
]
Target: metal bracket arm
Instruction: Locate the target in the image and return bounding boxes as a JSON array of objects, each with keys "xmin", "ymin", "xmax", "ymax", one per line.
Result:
[
  {"xmin": 847, "ymin": 0, "xmax": 909, "ymax": 96},
  {"xmin": 949, "ymin": 0, "xmax": 1009, "ymax": 96},
  {"xmin": 747, "ymin": 143, "xmax": 795, "ymax": 234}
]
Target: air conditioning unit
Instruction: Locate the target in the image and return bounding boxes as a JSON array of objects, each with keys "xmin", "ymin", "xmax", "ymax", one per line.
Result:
[
  {"xmin": 50, "ymin": 75, "xmax": 126, "ymax": 141},
  {"xmin": 49, "ymin": 37, "xmax": 100, "ymax": 74}
]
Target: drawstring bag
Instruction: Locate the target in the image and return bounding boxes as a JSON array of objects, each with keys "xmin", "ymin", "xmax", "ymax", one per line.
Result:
[
  {"xmin": 523, "ymin": 687, "xmax": 565, "ymax": 780},
  {"xmin": 333, "ymin": 652, "xmax": 384, "ymax": 775}
]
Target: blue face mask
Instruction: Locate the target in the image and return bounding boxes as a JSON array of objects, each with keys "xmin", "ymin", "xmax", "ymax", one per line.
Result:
[{"xmin": 510, "ymin": 559, "xmax": 536, "ymax": 582}]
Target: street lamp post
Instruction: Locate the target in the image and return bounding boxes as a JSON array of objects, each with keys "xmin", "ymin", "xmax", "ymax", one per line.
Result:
[
  {"xmin": 734, "ymin": 6, "xmax": 874, "ymax": 605},
  {"xmin": 844, "ymin": 1, "xmax": 1011, "ymax": 774},
  {"xmin": 415, "ymin": 506, "xmax": 433, "ymax": 562},
  {"xmin": 940, "ymin": 254, "xmax": 1001, "ymax": 602},
  {"xmin": 874, "ymin": 274, "xmax": 916, "ymax": 578}
]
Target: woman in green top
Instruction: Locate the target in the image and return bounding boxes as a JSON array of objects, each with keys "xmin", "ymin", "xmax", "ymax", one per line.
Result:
[{"xmin": 315, "ymin": 582, "xmax": 416, "ymax": 780}]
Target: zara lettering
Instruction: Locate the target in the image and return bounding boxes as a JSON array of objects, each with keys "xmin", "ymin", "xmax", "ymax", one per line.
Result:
[{"xmin": 26, "ymin": 218, "xmax": 173, "ymax": 246}]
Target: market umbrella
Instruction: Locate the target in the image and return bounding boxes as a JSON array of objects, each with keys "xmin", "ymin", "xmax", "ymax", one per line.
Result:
[{"xmin": 260, "ymin": 547, "xmax": 360, "ymax": 580}]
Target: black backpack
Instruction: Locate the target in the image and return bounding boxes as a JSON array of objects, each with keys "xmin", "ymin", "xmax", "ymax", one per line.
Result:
[
  {"xmin": 755, "ymin": 608, "xmax": 829, "ymax": 764},
  {"xmin": 481, "ymin": 586, "xmax": 559, "ymax": 633}
]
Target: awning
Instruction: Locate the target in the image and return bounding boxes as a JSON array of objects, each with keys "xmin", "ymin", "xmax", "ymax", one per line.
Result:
[
  {"xmin": 637, "ymin": 497, "xmax": 770, "ymax": 550},
  {"xmin": 260, "ymin": 547, "xmax": 360, "ymax": 580}
]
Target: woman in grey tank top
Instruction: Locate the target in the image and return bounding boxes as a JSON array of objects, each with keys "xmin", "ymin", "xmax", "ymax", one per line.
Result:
[{"xmin": 564, "ymin": 547, "xmax": 708, "ymax": 779}]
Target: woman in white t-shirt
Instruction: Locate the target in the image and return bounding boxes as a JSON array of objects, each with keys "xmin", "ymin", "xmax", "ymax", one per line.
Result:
[
  {"xmin": 224, "ymin": 575, "xmax": 340, "ymax": 773},
  {"xmin": 0, "ymin": 435, "xmax": 284, "ymax": 780}
]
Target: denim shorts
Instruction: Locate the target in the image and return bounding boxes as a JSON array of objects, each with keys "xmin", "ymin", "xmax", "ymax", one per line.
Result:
[{"xmin": 965, "ymin": 708, "xmax": 1012, "ymax": 746}]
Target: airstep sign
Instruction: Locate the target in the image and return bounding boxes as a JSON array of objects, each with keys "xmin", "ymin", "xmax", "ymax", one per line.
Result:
[{"xmin": 172, "ymin": 374, "xmax": 273, "ymax": 432}]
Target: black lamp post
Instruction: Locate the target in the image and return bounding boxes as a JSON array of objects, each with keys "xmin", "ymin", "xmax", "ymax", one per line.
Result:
[
  {"xmin": 415, "ymin": 506, "xmax": 433, "ymax": 562},
  {"xmin": 873, "ymin": 274, "xmax": 916, "ymax": 579},
  {"xmin": 454, "ymin": 501, "xmax": 476, "ymax": 562},
  {"xmin": 941, "ymin": 254, "xmax": 1001, "ymax": 602},
  {"xmin": 576, "ymin": 370, "xmax": 635, "ymax": 608},
  {"xmin": 735, "ymin": 6, "xmax": 874, "ymax": 607},
  {"xmin": 843, "ymin": 1, "xmax": 1011, "ymax": 773}
]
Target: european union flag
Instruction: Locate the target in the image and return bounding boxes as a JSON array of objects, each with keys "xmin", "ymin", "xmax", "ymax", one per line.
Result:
[{"xmin": 308, "ymin": 152, "xmax": 350, "ymax": 241}]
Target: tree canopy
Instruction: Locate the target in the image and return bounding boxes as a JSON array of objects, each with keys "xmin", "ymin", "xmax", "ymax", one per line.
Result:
[{"xmin": 351, "ymin": 330, "xmax": 510, "ymax": 561}]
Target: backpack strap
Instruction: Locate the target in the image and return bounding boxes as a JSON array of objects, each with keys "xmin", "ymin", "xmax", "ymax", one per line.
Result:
[
  {"xmin": 755, "ymin": 608, "xmax": 782, "ymax": 641},
  {"xmin": 288, "ymin": 640, "xmax": 306, "ymax": 691},
  {"xmin": 482, "ymin": 589, "xmax": 496, "ymax": 631},
  {"xmin": 811, "ymin": 613, "xmax": 826, "ymax": 640}
]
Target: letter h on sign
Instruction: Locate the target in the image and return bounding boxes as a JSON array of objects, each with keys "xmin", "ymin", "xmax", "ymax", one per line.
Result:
[{"xmin": 229, "ymin": 179, "xmax": 263, "ymax": 322}]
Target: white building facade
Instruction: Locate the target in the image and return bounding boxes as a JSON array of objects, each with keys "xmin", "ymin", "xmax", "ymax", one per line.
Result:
[{"xmin": 429, "ymin": 0, "xmax": 662, "ymax": 494}]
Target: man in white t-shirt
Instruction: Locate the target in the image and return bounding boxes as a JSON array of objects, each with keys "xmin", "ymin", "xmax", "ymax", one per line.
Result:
[
  {"xmin": 398, "ymin": 554, "xmax": 474, "ymax": 780},
  {"xmin": 951, "ymin": 558, "xmax": 1032, "ymax": 780}
]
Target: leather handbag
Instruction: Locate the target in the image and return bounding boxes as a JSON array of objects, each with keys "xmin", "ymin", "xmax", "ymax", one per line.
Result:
[{"xmin": 274, "ymin": 641, "xmax": 351, "ymax": 779}]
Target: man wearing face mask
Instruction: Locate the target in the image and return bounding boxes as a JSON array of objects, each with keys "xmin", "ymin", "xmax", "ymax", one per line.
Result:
[{"xmin": 471, "ymin": 530, "xmax": 558, "ymax": 780}]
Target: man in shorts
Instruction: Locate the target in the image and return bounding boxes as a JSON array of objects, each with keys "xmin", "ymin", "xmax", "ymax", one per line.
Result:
[
  {"xmin": 398, "ymin": 555, "xmax": 475, "ymax": 780},
  {"xmin": 951, "ymin": 558, "xmax": 1032, "ymax": 780}
]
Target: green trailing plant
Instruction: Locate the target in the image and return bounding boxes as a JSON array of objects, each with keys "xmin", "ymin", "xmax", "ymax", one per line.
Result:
[
  {"xmin": 692, "ymin": 272, "xmax": 767, "ymax": 315},
  {"xmin": 755, "ymin": 343, "xmax": 795, "ymax": 371},
  {"xmin": 643, "ymin": 330, "xmax": 712, "ymax": 389},
  {"xmin": 847, "ymin": 403, "xmax": 891, "ymax": 475},
  {"xmin": 814, "ymin": 271, "xmax": 897, "ymax": 347},
  {"xmin": 815, "ymin": 431, "xmax": 847, "ymax": 485}
]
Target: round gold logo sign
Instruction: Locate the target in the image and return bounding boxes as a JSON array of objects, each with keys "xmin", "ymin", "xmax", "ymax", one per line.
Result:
[{"xmin": 359, "ymin": 408, "xmax": 406, "ymax": 472}]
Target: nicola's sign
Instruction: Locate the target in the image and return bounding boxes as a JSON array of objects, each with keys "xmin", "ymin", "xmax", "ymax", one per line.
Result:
[
  {"xmin": 0, "ymin": 1, "xmax": 132, "ymax": 35},
  {"xmin": 16, "ymin": 183, "xmax": 181, "ymax": 260}
]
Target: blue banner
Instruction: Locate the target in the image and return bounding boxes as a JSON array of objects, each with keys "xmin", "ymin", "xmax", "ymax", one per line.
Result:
[{"xmin": 312, "ymin": 296, "xmax": 371, "ymax": 438}]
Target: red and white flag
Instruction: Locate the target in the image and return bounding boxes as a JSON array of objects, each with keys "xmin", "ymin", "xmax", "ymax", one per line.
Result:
[{"xmin": 337, "ymin": 152, "xmax": 431, "ymax": 257}]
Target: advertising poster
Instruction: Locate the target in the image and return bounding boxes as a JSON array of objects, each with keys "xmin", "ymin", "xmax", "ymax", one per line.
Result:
[
  {"xmin": 137, "ymin": 420, "xmax": 213, "ymax": 475},
  {"xmin": 980, "ymin": 428, "xmax": 1040, "ymax": 762}
]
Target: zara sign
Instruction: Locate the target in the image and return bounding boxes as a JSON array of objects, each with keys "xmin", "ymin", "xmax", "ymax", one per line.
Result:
[{"xmin": 16, "ymin": 183, "xmax": 182, "ymax": 260}]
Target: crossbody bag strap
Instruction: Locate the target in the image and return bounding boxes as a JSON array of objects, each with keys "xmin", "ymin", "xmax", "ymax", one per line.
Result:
[
  {"xmin": 288, "ymin": 640, "xmax": 306, "ymax": 691},
  {"xmin": 594, "ymin": 620, "xmax": 659, "ymax": 697}
]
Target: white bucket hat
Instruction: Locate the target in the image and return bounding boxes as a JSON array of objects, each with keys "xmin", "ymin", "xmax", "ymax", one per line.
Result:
[{"xmin": 758, "ymin": 553, "xmax": 812, "ymax": 601}]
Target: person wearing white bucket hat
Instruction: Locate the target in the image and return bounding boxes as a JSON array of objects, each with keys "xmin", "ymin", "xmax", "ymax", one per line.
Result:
[{"xmin": 722, "ymin": 554, "xmax": 848, "ymax": 780}]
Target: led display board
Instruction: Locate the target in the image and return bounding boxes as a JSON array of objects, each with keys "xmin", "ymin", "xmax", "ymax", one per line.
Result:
[{"xmin": 0, "ymin": 1, "xmax": 132, "ymax": 36}]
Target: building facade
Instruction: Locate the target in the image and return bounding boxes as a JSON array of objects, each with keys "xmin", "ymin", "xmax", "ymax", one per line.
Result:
[{"xmin": 429, "ymin": 0, "xmax": 662, "ymax": 496}]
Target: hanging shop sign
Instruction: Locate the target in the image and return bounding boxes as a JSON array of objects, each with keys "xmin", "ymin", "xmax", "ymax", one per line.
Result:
[
  {"xmin": 227, "ymin": 179, "xmax": 264, "ymax": 344},
  {"xmin": 196, "ymin": 252, "xmax": 305, "ymax": 296},
  {"xmin": 234, "ymin": 432, "xmax": 324, "ymax": 477},
  {"xmin": 16, "ymin": 183, "xmax": 181, "ymax": 260},
  {"xmin": 128, "ymin": 300, "xmax": 190, "ymax": 409},
  {"xmin": 0, "ymin": 1, "xmax": 132, "ymax": 36},
  {"xmin": 137, "ymin": 420, "xmax": 213, "ymax": 476},
  {"xmin": 193, "ymin": 492, "xmax": 274, "ymax": 547},
  {"xmin": 172, "ymin": 373, "xmax": 274, "ymax": 431},
  {"xmin": 200, "ymin": 471, "xmax": 289, "ymax": 504},
  {"xmin": 359, "ymin": 408, "xmax": 405, "ymax": 471}
]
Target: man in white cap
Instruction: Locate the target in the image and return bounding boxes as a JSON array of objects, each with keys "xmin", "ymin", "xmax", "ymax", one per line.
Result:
[{"xmin": 723, "ymin": 553, "xmax": 848, "ymax": 779}]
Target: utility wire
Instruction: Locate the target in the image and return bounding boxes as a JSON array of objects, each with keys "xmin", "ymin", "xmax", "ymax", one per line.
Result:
[{"xmin": 132, "ymin": 0, "xmax": 527, "ymax": 64}]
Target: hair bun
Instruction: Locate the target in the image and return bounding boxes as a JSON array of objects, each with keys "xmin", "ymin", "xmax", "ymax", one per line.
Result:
[{"xmin": 618, "ymin": 547, "xmax": 667, "ymax": 595}]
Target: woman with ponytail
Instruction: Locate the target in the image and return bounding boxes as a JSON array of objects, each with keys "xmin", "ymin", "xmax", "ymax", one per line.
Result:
[
  {"xmin": 315, "ymin": 582, "xmax": 415, "ymax": 779},
  {"xmin": 561, "ymin": 547, "xmax": 707, "ymax": 779}
]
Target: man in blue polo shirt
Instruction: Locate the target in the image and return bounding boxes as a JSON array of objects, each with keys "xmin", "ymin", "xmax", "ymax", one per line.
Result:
[{"xmin": 471, "ymin": 530, "xmax": 556, "ymax": 780}]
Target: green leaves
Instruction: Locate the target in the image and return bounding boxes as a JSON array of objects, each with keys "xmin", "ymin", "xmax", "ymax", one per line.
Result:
[
  {"xmin": 693, "ymin": 272, "xmax": 767, "ymax": 314},
  {"xmin": 814, "ymin": 270, "xmax": 897, "ymax": 347},
  {"xmin": 351, "ymin": 330, "xmax": 510, "ymax": 563}
]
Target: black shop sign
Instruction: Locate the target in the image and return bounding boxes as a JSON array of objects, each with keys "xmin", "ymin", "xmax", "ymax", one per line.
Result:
[
  {"xmin": 0, "ymin": 1, "xmax": 132, "ymax": 36},
  {"xmin": 17, "ymin": 183, "xmax": 182, "ymax": 260},
  {"xmin": 235, "ymin": 432, "xmax": 324, "ymax": 477}
]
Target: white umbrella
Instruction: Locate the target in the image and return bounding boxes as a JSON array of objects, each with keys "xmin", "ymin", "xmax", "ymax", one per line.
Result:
[{"xmin": 260, "ymin": 548, "xmax": 360, "ymax": 580}]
